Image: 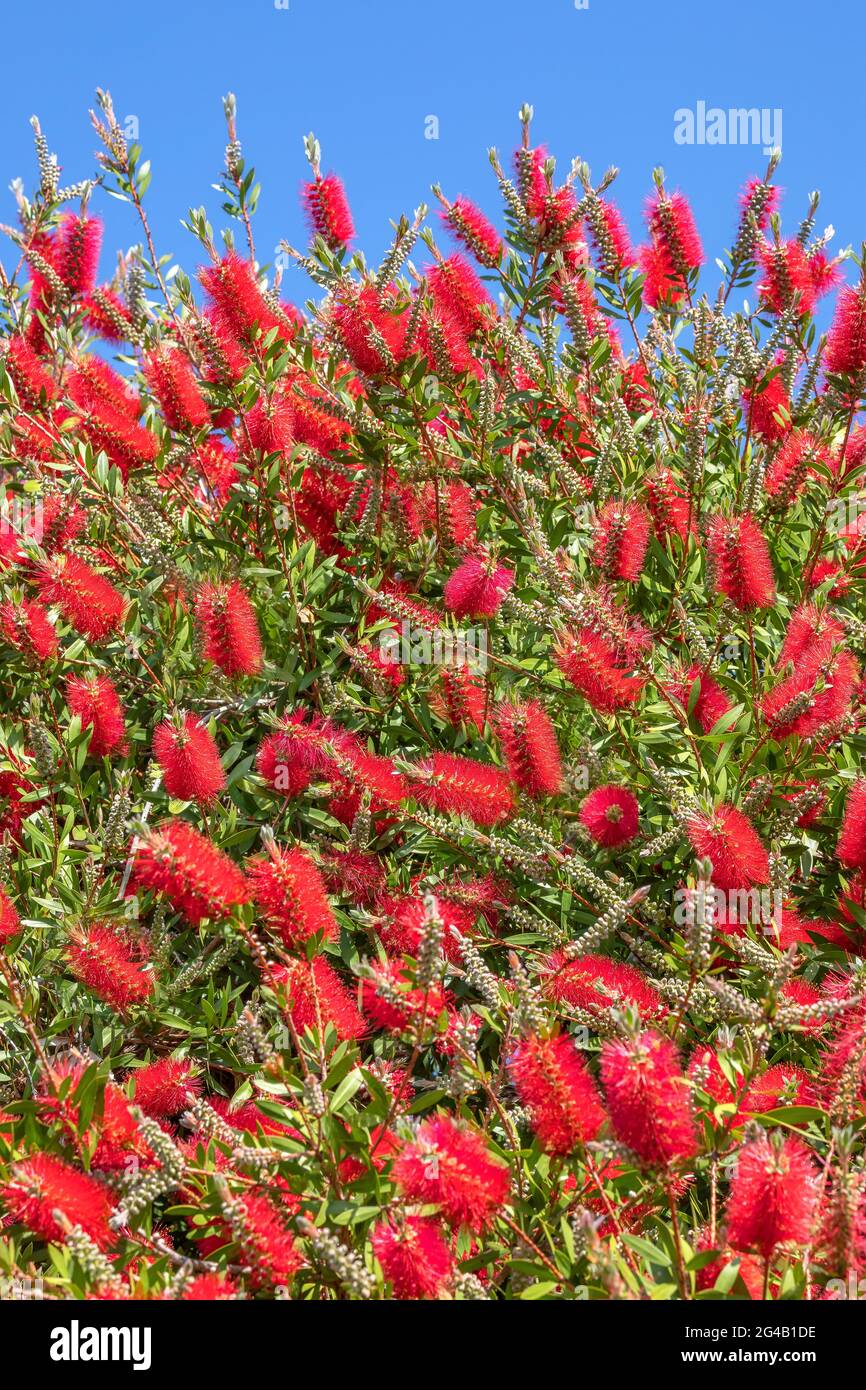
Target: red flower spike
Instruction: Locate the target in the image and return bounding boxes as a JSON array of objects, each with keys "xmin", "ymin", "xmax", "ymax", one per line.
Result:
[
  {"xmin": 685, "ymin": 803, "xmax": 769, "ymax": 891},
  {"xmin": 593, "ymin": 500, "xmax": 651, "ymax": 582},
  {"xmin": 725, "ymin": 1133, "xmax": 818, "ymax": 1259},
  {"xmin": 411, "ymin": 751, "xmax": 514, "ymax": 826},
  {"xmin": 0, "ymin": 599, "xmax": 58, "ymax": 663},
  {"xmin": 55, "ymin": 213, "xmax": 102, "ymax": 296},
  {"xmin": 0, "ymin": 887, "xmax": 21, "ymax": 946},
  {"xmin": 825, "ymin": 286, "xmax": 866, "ymax": 378},
  {"xmin": 302, "ymin": 173, "xmax": 355, "ymax": 251},
  {"xmin": 247, "ymin": 842, "xmax": 337, "ymax": 950},
  {"xmin": 372, "ymin": 1217, "xmax": 454, "ymax": 1299},
  {"xmin": 392, "ymin": 1115, "xmax": 509, "ymax": 1231},
  {"xmin": 495, "ymin": 698, "xmax": 563, "ymax": 797},
  {"xmin": 66, "ymin": 674, "xmax": 127, "ymax": 758},
  {"xmin": 132, "ymin": 1057, "xmax": 201, "ymax": 1118},
  {"xmin": 443, "ymin": 552, "xmax": 514, "ymax": 618},
  {"xmin": 195, "ymin": 579, "xmax": 263, "ymax": 677},
  {"xmin": 273, "ymin": 955, "xmax": 366, "ymax": 1042},
  {"xmin": 555, "ymin": 627, "xmax": 645, "ymax": 713},
  {"xmin": 441, "ymin": 196, "xmax": 503, "ymax": 268},
  {"xmin": 600, "ymin": 1029, "xmax": 698, "ymax": 1167},
  {"xmin": 152, "ymin": 713, "xmax": 226, "ymax": 804},
  {"xmin": 1, "ymin": 1153, "xmax": 116, "ymax": 1250},
  {"xmin": 837, "ymin": 780, "xmax": 866, "ymax": 871},
  {"xmin": 579, "ymin": 785, "xmax": 639, "ymax": 848},
  {"xmin": 144, "ymin": 346, "xmax": 209, "ymax": 433},
  {"xmin": 66, "ymin": 922, "xmax": 153, "ymax": 1013},
  {"xmin": 131, "ymin": 820, "xmax": 251, "ymax": 924},
  {"xmin": 509, "ymin": 1032, "xmax": 607, "ymax": 1155},
  {"xmin": 36, "ymin": 555, "xmax": 126, "ymax": 642},
  {"xmin": 705, "ymin": 513, "xmax": 776, "ymax": 611}
]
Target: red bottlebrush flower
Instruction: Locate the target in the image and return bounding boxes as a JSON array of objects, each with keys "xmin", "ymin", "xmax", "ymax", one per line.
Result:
[
  {"xmin": 443, "ymin": 552, "xmax": 514, "ymax": 618},
  {"xmin": 0, "ymin": 599, "xmax": 58, "ymax": 663},
  {"xmin": 144, "ymin": 346, "xmax": 209, "ymax": 433},
  {"xmin": 555, "ymin": 627, "xmax": 645, "ymax": 713},
  {"xmin": 441, "ymin": 195, "xmax": 502, "ymax": 268},
  {"xmin": 318, "ymin": 846, "xmax": 385, "ymax": 906},
  {"xmin": 230, "ymin": 1190, "xmax": 304, "ymax": 1291},
  {"xmin": 426, "ymin": 255, "xmax": 492, "ymax": 337},
  {"xmin": 645, "ymin": 188, "xmax": 703, "ymax": 274},
  {"xmin": 378, "ymin": 892, "xmax": 467, "ymax": 965},
  {"xmin": 758, "ymin": 239, "xmax": 821, "ymax": 317},
  {"xmin": 36, "ymin": 553, "xmax": 125, "ymax": 642},
  {"xmin": 199, "ymin": 252, "xmax": 282, "ymax": 343},
  {"xmin": 331, "ymin": 283, "xmax": 407, "ymax": 375},
  {"xmin": 579, "ymin": 785, "xmax": 639, "ymax": 848},
  {"xmin": 667, "ymin": 664, "xmax": 734, "ymax": 735},
  {"xmin": 0, "ymin": 887, "xmax": 21, "ymax": 946},
  {"xmin": 586, "ymin": 199, "xmax": 635, "ymax": 274},
  {"xmin": 131, "ymin": 820, "xmax": 251, "ymax": 924},
  {"xmin": 739, "ymin": 1063, "xmax": 818, "ymax": 1117},
  {"xmin": 639, "ymin": 239, "xmax": 685, "ymax": 309},
  {"xmin": 593, "ymin": 500, "xmax": 651, "ymax": 582},
  {"xmin": 241, "ymin": 393, "xmax": 295, "ymax": 458},
  {"xmin": 247, "ymin": 842, "xmax": 337, "ymax": 950},
  {"xmin": 725, "ymin": 1133, "xmax": 818, "ymax": 1259},
  {"xmin": 302, "ymin": 173, "xmax": 355, "ymax": 250},
  {"xmin": 55, "ymin": 213, "xmax": 102, "ymax": 296},
  {"xmin": 393, "ymin": 1116, "xmax": 509, "ymax": 1231},
  {"xmin": 68, "ymin": 355, "xmax": 141, "ymax": 420},
  {"xmin": 765, "ymin": 430, "xmax": 834, "ymax": 503},
  {"xmin": 195, "ymin": 579, "xmax": 263, "ymax": 677},
  {"xmin": 780, "ymin": 602, "xmax": 846, "ymax": 670},
  {"xmin": 837, "ymin": 780, "xmax": 866, "ymax": 870},
  {"xmin": 66, "ymin": 674, "xmax": 127, "ymax": 758},
  {"xmin": 194, "ymin": 437, "xmax": 239, "ymax": 508},
  {"xmin": 152, "ymin": 713, "xmax": 225, "ymax": 804},
  {"xmin": 411, "ymin": 751, "xmax": 514, "ymax": 826},
  {"xmin": 66, "ymin": 922, "xmax": 153, "ymax": 1012},
  {"xmin": 744, "ymin": 370, "xmax": 791, "ymax": 442},
  {"xmin": 132, "ymin": 1057, "xmax": 201, "ymax": 1118},
  {"xmin": 256, "ymin": 709, "xmax": 353, "ymax": 800},
  {"xmin": 372, "ymin": 1216, "xmax": 454, "ymax": 1300},
  {"xmin": 3, "ymin": 335, "xmax": 57, "ymax": 408},
  {"xmin": 495, "ymin": 699, "xmax": 562, "ymax": 797},
  {"xmin": 738, "ymin": 176, "xmax": 779, "ymax": 233},
  {"xmin": 543, "ymin": 952, "xmax": 664, "ymax": 1020},
  {"xmin": 644, "ymin": 468, "xmax": 691, "ymax": 543},
  {"xmin": 414, "ymin": 300, "xmax": 476, "ymax": 378},
  {"xmin": 432, "ymin": 664, "xmax": 488, "ymax": 733},
  {"xmin": 31, "ymin": 493, "xmax": 86, "ymax": 554},
  {"xmin": 82, "ymin": 286, "xmax": 133, "ymax": 342},
  {"xmin": 509, "ymin": 1032, "xmax": 607, "ymax": 1155},
  {"xmin": 762, "ymin": 649, "xmax": 858, "ymax": 740},
  {"xmin": 825, "ymin": 285, "xmax": 866, "ymax": 378},
  {"xmin": 600, "ymin": 1030, "xmax": 698, "ymax": 1167},
  {"xmin": 274, "ymin": 955, "xmax": 366, "ymax": 1042},
  {"xmin": 1, "ymin": 1153, "xmax": 115, "ymax": 1250},
  {"xmin": 10, "ymin": 412, "xmax": 61, "ymax": 465},
  {"xmin": 705, "ymin": 514, "xmax": 776, "ymax": 610},
  {"xmin": 685, "ymin": 803, "xmax": 769, "ymax": 891},
  {"xmin": 360, "ymin": 957, "xmax": 450, "ymax": 1037},
  {"xmin": 182, "ymin": 1274, "xmax": 237, "ymax": 1300}
]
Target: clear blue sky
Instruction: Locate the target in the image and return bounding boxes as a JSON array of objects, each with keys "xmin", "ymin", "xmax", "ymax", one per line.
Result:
[{"xmin": 2, "ymin": 0, "xmax": 865, "ymax": 312}]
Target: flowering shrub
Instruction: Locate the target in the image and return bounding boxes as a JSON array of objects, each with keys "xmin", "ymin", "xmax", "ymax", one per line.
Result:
[{"xmin": 2, "ymin": 91, "xmax": 866, "ymax": 1303}]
